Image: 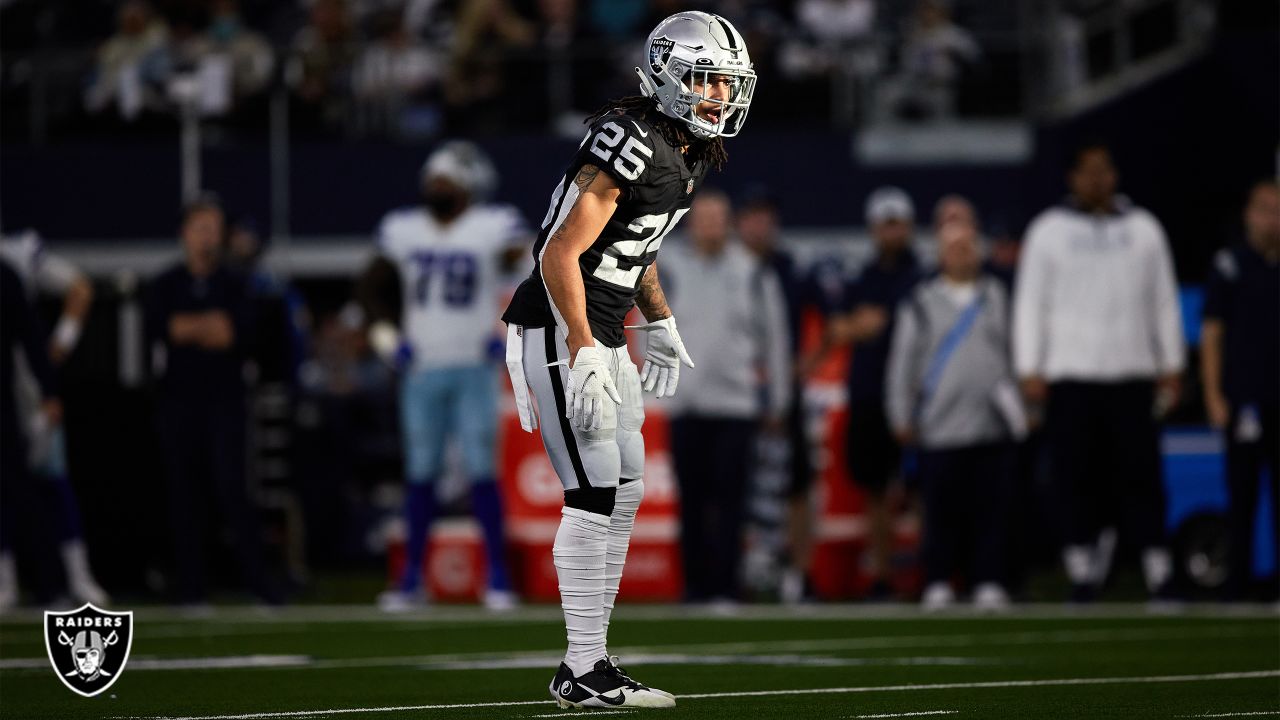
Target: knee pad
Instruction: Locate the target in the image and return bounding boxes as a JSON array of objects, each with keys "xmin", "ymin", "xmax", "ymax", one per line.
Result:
[{"xmin": 564, "ymin": 486, "xmax": 617, "ymax": 517}]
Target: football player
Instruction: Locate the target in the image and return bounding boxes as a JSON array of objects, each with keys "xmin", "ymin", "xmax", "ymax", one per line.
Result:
[
  {"xmin": 501, "ymin": 11, "xmax": 756, "ymax": 709},
  {"xmin": 360, "ymin": 141, "xmax": 529, "ymax": 612},
  {"xmin": 0, "ymin": 231, "xmax": 108, "ymax": 610}
]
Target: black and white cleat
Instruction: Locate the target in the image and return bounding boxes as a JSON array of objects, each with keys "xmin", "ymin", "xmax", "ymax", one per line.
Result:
[
  {"xmin": 548, "ymin": 659, "xmax": 675, "ymax": 709},
  {"xmin": 608, "ymin": 655, "xmax": 675, "ymax": 702}
]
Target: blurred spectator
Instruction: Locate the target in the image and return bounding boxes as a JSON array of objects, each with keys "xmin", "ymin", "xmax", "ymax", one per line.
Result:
[
  {"xmin": 172, "ymin": 0, "xmax": 274, "ymax": 117},
  {"xmin": 225, "ymin": 219, "xmax": 310, "ymax": 386},
  {"xmin": 84, "ymin": 0, "xmax": 173, "ymax": 121},
  {"xmin": 506, "ymin": 0, "xmax": 596, "ymax": 129},
  {"xmin": 780, "ymin": 0, "xmax": 876, "ymax": 121},
  {"xmin": 444, "ymin": 0, "xmax": 534, "ymax": 131},
  {"xmin": 886, "ymin": 0, "xmax": 979, "ymax": 121},
  {"xmin": 0, "ymin": 258, "xmax": 63, "ymax": 610},
  {"xmin": 736, "ymin": 189, "xmax": 817, "ymax": 603},
  {"xmin": 662, "ymin": 190, "xmax": 791, "ymax": 603},
  {"xmin": 358, "ymin": 141, "xmax": 527, "ymax": 611},
  {"xmin": 146, "ymin": 196, "xmax": 279, "ymax": 605},
  {"xmin": 287, "ymin": 0, "xmax": 357, "ymax": 130},
  {"xmin": 586, "ymin": 0, "xmax": 646, "ymax": 38},
  {"xmin": 1200, "ymin": 180, "xmax": 1279, "ymax": 602},
  {"xmin": 1013, "ymin": 143, "xmax": 1184, "ymax": 602},
  {"xmin": 352, "ymin": 8, "xmax": 443, "ymax": 138},
  {"xmin": 0, "ymin": 231, "xmax": 109, "ymax": 608},
  {"xmin": 932, "ymin": 193, "xmax": 977, "ymax": 231},
  {"xmin": 797, "ymin": 0, "xmax": 875, "ymax": 46},
  {"xmin": 822, "ymin": 186, "xmax": 921, "ymax": 600},
  {"xmin": 886, "ymin": 219, "xmax": 1023, "ymax": 611},
  {"xmin": 931, "ymin": 194, "xmax": 1019, "ymax": 289}
]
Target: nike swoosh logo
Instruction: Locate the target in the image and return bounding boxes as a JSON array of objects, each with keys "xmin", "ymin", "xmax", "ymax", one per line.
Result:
[
  {"xmin": 631, "ymin": 121, "xmax": 648, "ymax": 137},
  {"xmin": 597, "ymin": 691, "xmax": 626, "ymax": 706}
]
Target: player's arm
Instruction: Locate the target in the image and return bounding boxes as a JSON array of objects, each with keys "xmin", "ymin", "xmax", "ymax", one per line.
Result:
[
  {"xmin": 634, "ymin": 263, "xmax": 671, "ymax": 320},
  {"xmin": 37, "ymin": 254, "xmax": 94, "ymax": 364},
  {"xmin": 355, "ymin": 256, "xmax": 401, "ymax": 325},
  {"xmin": 627, "ymin": 261, "xmax": 695, "ymax": 398},
  {"xmin": 540, "ymin": 164, "xmax": 622, "ymax": 361}
]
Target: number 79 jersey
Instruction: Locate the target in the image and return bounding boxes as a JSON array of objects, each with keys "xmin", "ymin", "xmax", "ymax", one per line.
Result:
[
  {"xmin": 378, "ymin": 203, "xmax": 528, "ymax": 370},
  {"xmin": 502, "ymin": 110, "xmax": 710, "ymax": 348}
]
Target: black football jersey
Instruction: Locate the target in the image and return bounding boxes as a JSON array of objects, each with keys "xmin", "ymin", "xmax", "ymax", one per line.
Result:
[{"xmin": 502, "ymin": 109, "xmax": 710, "ymax": 347}]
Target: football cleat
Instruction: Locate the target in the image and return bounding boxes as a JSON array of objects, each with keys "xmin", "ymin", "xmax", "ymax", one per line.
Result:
[
  {"xmin": 376, "ymin": 588, "xmax": 428, "ymax": 613},
  {"xmin": 609, "ymin": 655, "xmax": 675, "ymax": 701},
  {"xmin": 482, "ymin": 588, "xmax": 519, "ymax": 612},
  {"xmin": 548, "ymin": 659, "xmax": 675, "ymax": 709}
]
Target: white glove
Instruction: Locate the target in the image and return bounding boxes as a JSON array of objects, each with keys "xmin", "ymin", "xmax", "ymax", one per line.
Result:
[
  {"xmin": 368, "ymin": 321, "xmax": 413, "ymax": 370},
  {"xmin": 564, "ymin": 345, "xmax": 622, "ymax": 431},
  {"xmin": 625, "ymin": 316, "xmax": 695, "ymax": 398}
]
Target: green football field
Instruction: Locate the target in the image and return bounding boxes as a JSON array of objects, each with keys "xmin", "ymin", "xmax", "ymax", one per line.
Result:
[{"xmin": 1, "ymin": 604, "xmax": 1277, "ymax": 720}]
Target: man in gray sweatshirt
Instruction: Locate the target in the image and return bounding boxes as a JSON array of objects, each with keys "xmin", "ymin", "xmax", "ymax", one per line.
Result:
[
  {"xmin": 886, "ymin": 218, "xmax": 1023, "ymax": 610},
  {"xmin": 659, "ymin": 189, "xmax": 792, "ymax": 602}
]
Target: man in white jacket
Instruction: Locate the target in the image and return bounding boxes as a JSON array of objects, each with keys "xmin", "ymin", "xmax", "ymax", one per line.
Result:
[{"xmin": 1013, "ymin": 142, "xmax": 1184, "ymax": 601}]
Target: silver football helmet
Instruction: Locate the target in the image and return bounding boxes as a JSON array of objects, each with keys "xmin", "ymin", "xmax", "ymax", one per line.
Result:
[
  {"xmin": 420, "ymin": 140, "xmax": 497, "ymax": 200},
  {"xmin": 636, "ymin": 11, "xmax": 756, "ymax": 139}
]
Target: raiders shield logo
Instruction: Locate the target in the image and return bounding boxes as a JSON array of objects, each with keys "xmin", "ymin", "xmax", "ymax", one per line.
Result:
[
  {"xmin": 44, "ymin": 603, "xmax": 133, "ymax": 697},
  {"xmin": 649, "ymin": 36, "xmax": 675, "ymax": 75}
]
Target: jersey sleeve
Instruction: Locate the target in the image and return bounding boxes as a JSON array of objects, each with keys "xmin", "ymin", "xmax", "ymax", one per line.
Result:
[
  {"xmin": 571, "ymin": 115, "xmax": 659, "ymax": 199},
  {"xmin": 1202, "ymin": 247, "xmax": 1236, "ymax": 321},
  {"xmin": 375, "ymin": 213, "xmax": 409, "ymax": 260}
]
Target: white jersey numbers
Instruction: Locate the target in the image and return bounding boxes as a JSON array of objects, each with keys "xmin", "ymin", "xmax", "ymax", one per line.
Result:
[{"xmin": 588, "ymin": 122, "xmax": 653, "ymax": 182}]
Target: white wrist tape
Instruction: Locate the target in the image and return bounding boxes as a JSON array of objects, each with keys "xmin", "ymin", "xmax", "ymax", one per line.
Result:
[{"xmin": 53, "ymin": 316, "xmax": 83, "ymax": 352}]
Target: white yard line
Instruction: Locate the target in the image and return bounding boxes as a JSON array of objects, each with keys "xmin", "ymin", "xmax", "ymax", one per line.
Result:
[
  {"xmin": 111, "ymin": 669, "xmax": 1280, "ymax": 720},
  {"xmin": 524, "ymin": 707, "xmax": 634, "ymax": 712},
  {"xmin": 5, "ymin": 625, "xmax": 1265, "ymax": 674},
  {"xmin": 0, "ymin": 655, "xmax": 309, "ymax": 671},
  {"xmin": 0, "ymin": 653, "xmax": 988, "ymax": 673},
  {"xmin": 849, "ymin": 711, "xmax": 959, "ymax": 719},
  {"xmin": 1182, "ymin": 707, "xmax": 1280, "ymax": 712}
]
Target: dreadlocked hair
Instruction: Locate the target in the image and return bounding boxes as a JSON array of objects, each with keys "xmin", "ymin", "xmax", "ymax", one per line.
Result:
[{"xmin": 584, "ymin": 95, "xmax": 729, "ymax": 171}]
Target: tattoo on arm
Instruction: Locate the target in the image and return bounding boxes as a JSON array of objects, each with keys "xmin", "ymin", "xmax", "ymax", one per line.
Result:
[
  {"xmin": 573, "ymin": 164, "xmax": 601, "ymax": 192},
  {"xmin": 635, "ymin": 264, "xmax": 672, "ymax": 321}
]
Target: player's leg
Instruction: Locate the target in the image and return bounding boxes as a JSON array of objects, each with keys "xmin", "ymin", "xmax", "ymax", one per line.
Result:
[
  {"xmin": 525, "ymin": 326, "xmax": 617, "ymax": 673},
  {"xmin": 603, "ymin": 350, "xmax": 644, "ymax": 633},
  {"xmin": 597, "ymin": 350, "xmax": 673, "ymax": 699},
  {"xmin": 454, "ymin": 363, "xmax": 515, "ymax": 606},
  {"xmin": 0, "ymin": 413, "xmax": 27, "ymax": 610},
  {"xmin": 36, "ymin": 426, "xmax": 109, "ymax": 605},
  {"xmin": 520, "ymin": 326, "xmax": 671, "ymax": 708},
  {"xmin": 387, "ymin": 370, "xmax": 449, "ymax": 603}
]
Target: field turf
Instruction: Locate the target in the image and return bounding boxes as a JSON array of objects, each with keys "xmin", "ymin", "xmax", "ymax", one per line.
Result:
[{"xmin": 1, "ymin": 604, "xmax": 1277, "ymax": 719}]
